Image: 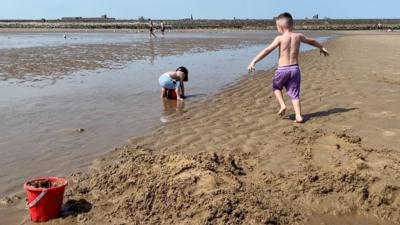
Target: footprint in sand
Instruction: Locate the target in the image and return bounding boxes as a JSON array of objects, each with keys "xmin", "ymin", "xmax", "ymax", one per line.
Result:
[{"xmin": 383, "ymin": 130, "xmax": 396, "ymax": 137}]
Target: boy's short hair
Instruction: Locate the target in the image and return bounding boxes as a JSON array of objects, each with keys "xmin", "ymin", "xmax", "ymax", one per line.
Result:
[
  {"xmin": 277, "ymin": 12, "xmax": 294, "ymax": 27},
  {"xmin": 176, "ymin": 66, "xmax": 189, "ymax": 81}
]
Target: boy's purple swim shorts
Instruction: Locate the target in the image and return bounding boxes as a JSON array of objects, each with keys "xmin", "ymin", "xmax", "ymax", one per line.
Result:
[{"xmin": 272, "ymin": 64, "xmax": 301, "ymax": 100}]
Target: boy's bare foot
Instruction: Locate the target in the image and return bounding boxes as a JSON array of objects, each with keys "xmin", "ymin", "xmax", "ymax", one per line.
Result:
[
  {"xmin": 294, "ymin": 115, "xmax": 304, "ymax": 123},
  {"xmin": 278, "ymin": 106, "xmax": 287, "ymax": 116}
]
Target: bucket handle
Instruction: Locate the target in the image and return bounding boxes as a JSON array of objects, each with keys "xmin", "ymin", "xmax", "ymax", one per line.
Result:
[{"xmin": 26, "ymin": 189, "xmax": 48, "ymax": 209}]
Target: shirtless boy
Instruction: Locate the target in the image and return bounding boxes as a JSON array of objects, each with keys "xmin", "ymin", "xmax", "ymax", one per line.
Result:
[{"xmin": 248, "ymin": 12, "xmax": 329, "ymax": 123}]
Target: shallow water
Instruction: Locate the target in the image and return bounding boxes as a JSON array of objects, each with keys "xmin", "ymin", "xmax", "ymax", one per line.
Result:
[
  {"xmin": 0, "ymin": 31, "xmax": 252, "ymax": 49},
  {"xmin": 0, "ymin": 31, "xmax": 329, "ymax": 205}
]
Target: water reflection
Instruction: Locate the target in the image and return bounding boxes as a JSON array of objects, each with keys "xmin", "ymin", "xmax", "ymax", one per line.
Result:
[
  {"xmin": 148, "ymin": 39, "xmax": 156, "ymax": 64},
  {"xmin": 160, "ymin": 99, "xmax": 185, "ymax": 123},
  {"xmin": 162, "ymin": 98, "xmax": 185, "ymax": 111}
]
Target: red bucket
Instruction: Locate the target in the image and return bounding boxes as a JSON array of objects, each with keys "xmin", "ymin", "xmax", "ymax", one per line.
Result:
[{"xmin": 24, "ymin": 177, "xmax": 68, "ymax": 222}]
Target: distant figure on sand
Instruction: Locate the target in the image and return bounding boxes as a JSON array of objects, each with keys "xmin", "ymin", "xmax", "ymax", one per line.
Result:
[
  {"xmin": 377, "ymin": 22, "xmax": 383, "ymax": 31},
  {"xmin": 159, "ymin": 67, "xmax": 189, "ymax": 101},
  {"xmin": 161, "ymin": 21, "xmax": 166, "ymax": 35},
  {"xmin": 248, "ymin": 12, "xmax": 329, "ymax": 123},
  {"xmin": 148, "ymin": 19, "xmax": 157, "ymax": 39}
]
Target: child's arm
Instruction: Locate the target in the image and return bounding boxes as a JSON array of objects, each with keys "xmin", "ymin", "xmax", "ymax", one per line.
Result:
[
  {"xmin": 180, "ymin": 82, "xmax": 185, "ymax": 98},
  {"xmin": 300, "ymin": 35, "xmax": 329, "ymax": 56},
  {"xmin": 248, "ymin": 36, "xmax": 281, "ymax": 72},
  {"xmin": 176, "ymin": 79, "xmax": 184, "ymax": 101}
]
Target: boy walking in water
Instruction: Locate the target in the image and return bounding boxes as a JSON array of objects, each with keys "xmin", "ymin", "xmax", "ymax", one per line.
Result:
[{"xmin": 248, "ymin": 12, "xmax": 329, "ymax": 123}]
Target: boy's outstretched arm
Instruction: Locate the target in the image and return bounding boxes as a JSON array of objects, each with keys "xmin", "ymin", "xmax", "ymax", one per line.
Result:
[
  {"xmin": 301, "ymin": 35, "xmax": 329, "ymax": 56},
  {"xmin": 248, "ymin": 36, "xmax": 281, "ymax": 72}
]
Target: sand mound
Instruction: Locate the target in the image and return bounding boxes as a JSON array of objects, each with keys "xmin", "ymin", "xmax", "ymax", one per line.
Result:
[{"xmin": 58, "ymin": 128, "xmax": 399, "ymax": 225}]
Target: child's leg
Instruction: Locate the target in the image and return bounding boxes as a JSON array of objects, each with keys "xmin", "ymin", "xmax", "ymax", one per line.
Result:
[
  {"xmin": 286, "ymin": 65, "xmax": 302, "ymax": 122},
  {"xmin": 291, "ymin": 99, "xmax": 303, "ymax": 123},
  {"xmin": 274, "ymin": 90, "xmax": 287, "ymax": 116},
  {"xmin": 161, "ymin": 88, "xmax": 167, "ymax": 98}
]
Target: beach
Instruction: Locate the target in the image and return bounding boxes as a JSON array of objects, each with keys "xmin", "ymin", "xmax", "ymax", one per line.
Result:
[
  {"xmin": 0, "ymin": 30, "xmax": 328, "ymax": 224},
  {"xmin": 41, "ymin": 32, "xmax": 400, "ymax": 224},
  {"xmin": 1, "ymin": 31, "xmax": 400, "ymax": 225}
]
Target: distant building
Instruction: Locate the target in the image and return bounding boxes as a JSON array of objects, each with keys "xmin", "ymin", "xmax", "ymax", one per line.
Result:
[
  {"xmin": 61, "ymin": 15, "xmax": 116, "ymax": 22},
  {"xmin": 61, "ymin": 17, "xmax": 83, "ymax": 21},
  {"xmin": 312, "ymin": 14, "xmax": 319, "ymax": 20}
]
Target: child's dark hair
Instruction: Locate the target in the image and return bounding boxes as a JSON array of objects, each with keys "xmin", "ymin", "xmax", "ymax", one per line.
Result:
[
  {"xmin": 277, "ymin": 12, "xmax": 294, "ymax": 27},
  {"xmin": 176, "ymin": 66, "xmax": 189, "ymax": 82}
]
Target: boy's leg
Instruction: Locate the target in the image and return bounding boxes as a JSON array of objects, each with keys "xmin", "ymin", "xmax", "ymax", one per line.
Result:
[
  {"xmin": 274, "ymin": 90, "xmax": 287, "ymax": 116},
  {"xmin": 272, "ymin": 70, "xmax": 288, "ymax": 116},
  {"xmin": 286, "ymin": 66, "xmax": 302, "ymax": 122},
  {"xmin": 291, "ymin": 99, "xmax": 303, "ymax": 123}
]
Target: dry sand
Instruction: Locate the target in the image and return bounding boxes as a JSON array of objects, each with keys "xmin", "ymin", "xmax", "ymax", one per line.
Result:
[{"xmin": 4, "ymin": 33, "xmax": 400, "ymax": 224}]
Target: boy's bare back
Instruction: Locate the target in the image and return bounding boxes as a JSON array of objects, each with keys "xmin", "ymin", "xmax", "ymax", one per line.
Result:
[{"xmin": 277, "ymin": 32, "xmax": 303, "ymax": 66}]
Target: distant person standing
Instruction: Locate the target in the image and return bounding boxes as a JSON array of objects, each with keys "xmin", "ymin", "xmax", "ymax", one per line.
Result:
[
  {"xmin": 161, "ymin": 21, "xmax": 166, "ymax": 36},
  {"xmin": 148, "ymin": 19, "xmax": 157, "ymax": 39},
  {"xmin": 377, "ymin": 22, "xmax": 383, "ymax": 32}
]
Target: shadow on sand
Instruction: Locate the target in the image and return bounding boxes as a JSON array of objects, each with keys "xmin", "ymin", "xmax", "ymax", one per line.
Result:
[
  {"xmin": 288, "ymin": 107, "xmax": 359, "ymax": 122},
  {"xmin": 61, "ymin": 199, "xmax": 92, "ymax": 218}
]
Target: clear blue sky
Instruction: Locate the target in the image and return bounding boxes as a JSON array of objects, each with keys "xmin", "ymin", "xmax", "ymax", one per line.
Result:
[{"xmin": 1, "ymin": 0, "xmax": 399, "ymax": 20}]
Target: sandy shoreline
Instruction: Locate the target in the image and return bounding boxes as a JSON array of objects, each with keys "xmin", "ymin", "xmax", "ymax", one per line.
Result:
[{"xmin": 2, "ymin": 32, "xmax": 400, "ymax": 224}]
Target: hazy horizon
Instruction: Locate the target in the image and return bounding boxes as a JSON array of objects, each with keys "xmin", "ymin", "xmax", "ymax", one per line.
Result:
[
  {"xmin": 1, "ymin": 16, "xmax": 400, "ymax": 21},
  {"xmin": 1, "ymin": 0, "xmax": 400, "ymax": 20}
]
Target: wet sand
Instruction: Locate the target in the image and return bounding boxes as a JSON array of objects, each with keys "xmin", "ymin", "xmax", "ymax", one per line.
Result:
[{"xmin": 30, "ymin": 32, "xmax": 400, "ymax": 225}]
